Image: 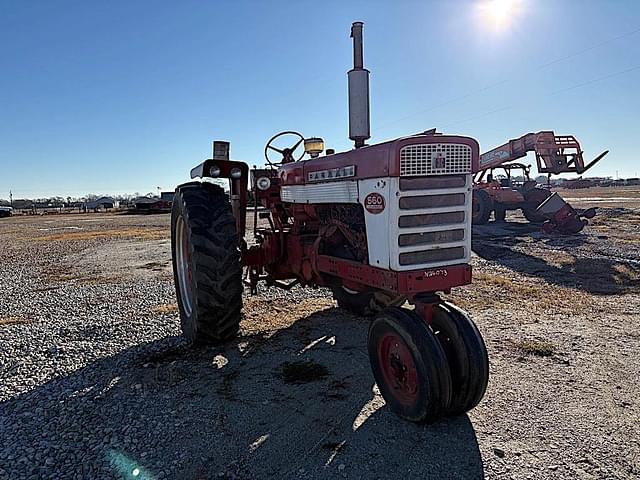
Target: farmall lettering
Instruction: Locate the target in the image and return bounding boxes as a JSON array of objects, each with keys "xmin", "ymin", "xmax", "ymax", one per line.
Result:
[
  {"xmin": 307, "ymin": 165, "xmax": 356, "ymax": 182},
  {"xmin": 364, "ymin": 192, "xmax": 385, "ymax": 214}
]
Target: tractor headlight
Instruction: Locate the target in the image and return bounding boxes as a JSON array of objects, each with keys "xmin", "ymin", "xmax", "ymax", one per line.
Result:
[
  {"xmin": 230, "ymin": 167, "xmax": 242, "ymax": 179},
  {"xmin": 256, "ymin": 177, "xmax": 271, "ymax": 191},
  {"xmin": 209, "ymin": 165, "xmax": 221, "ymax": 177}
]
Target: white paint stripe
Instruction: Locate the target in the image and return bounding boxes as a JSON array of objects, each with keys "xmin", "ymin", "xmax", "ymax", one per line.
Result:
[{"xmin": 281, "ymin": 181, "xmax": 359, "ymax": 204}]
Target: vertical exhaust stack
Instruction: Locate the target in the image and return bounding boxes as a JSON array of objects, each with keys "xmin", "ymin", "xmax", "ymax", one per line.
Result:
[{"xmin": 348, "ymin": 21, "xmax": 370, "ymax": 149}]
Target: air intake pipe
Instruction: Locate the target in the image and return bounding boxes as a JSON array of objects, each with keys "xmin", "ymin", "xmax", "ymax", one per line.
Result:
[{"xmin": 348, "ymin": 21, "xmax": 370, "ymax": 148}]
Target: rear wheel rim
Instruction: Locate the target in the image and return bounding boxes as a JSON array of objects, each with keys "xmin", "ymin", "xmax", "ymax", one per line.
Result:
[
  {"xmin": 377, "ymin": 332, "xmax": 419, "ymax": 406},
  {"xmin": 175, "ymin": 215, "xmax": 194, "ymax": 316}
]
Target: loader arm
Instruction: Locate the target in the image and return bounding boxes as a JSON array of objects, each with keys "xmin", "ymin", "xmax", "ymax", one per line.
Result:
[{"xmin": 476, "ymin": 131, "xmax": 608, "ymax": 180}]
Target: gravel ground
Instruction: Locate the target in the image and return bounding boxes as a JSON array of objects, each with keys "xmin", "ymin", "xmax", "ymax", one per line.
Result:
[{"xmin": 1, "ymin": 209, "xmax": 639, "ymax": 479}]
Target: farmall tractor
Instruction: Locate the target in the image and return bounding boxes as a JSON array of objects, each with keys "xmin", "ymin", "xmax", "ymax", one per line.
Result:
[{"xmin": 170, "ymin": 22, "xmax": 489, "ymax": 423}]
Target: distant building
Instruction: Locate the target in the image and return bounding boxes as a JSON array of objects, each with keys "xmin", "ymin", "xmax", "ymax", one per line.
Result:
[
  {"xmin": 83, "ymin": 197, "xmax": 118, "ymax": 211},
  {"xmin": 133, "ymin": 196, "xmax": 171, "ymax": 213},
  {"xmin": 160, "ymin": 191, "xmax": 175, "ymax": 202},
  {"xmin": 562, "ymin": 178, "xmax": 595, "ymax": 189}
]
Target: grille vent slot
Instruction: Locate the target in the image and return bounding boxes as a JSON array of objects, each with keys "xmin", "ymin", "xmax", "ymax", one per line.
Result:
[{"xmin": 399, "ymin": 246, "xmax": 465, "ymax": 266}]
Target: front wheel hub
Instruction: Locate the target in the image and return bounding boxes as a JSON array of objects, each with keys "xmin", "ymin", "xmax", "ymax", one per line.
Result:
[{"xmin": 378, "ymin": 333, "xmax": 419, "ymax": 405}]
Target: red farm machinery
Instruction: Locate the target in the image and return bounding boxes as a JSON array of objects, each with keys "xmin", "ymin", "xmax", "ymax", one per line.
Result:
[
  {"xmin": 171, "ymin": 22, "xmax": 490, "ymax": 423},
  {"xmin": 472, "ymin": 132, "xmax": 608, "ymax": 233}
]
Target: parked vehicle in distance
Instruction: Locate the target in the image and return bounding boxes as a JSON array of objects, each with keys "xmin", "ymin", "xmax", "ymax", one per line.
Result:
[{"xmin": 0, "ymin": 206, "xmax": 13, "ymax": 218}]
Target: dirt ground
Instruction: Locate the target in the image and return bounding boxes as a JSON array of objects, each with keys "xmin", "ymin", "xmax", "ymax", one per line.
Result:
[
  {"xmin": 554, "ymin": 185, "xmax": 640, "ymax": 209},
  {"xmin": 1, "ymin": 191, "xmax": 639, "ymax": 479}
]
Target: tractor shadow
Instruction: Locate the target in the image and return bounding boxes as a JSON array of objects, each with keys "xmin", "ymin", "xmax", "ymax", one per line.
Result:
[
  {"xmin": 1, "ymin": 307, "xmax": 484, "ymax": 480},
  {"xmin": 472, "ymin": 223, "xmax": 639, "ymax": 295}
]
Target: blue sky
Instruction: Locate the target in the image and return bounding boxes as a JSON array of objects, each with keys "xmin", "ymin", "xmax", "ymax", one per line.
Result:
[{"xmin": 1, "ymin": 0, "xmax": 639, "ymax": 199}]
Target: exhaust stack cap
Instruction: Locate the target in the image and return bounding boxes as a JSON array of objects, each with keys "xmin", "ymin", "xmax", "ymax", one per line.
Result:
[{"xmin": 348, "ymin": 21, "xmax": 370, "ymax": 149}]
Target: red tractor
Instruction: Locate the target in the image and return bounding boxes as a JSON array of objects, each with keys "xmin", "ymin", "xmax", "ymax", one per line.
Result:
[
  {"xmin": 170, "ymin": 22, "xmax": 488, "ymax": 423},
  {"xmin": 472, "ymin": 162, "xmax": 550, "ymax": 224},
  {"xmin": 472, "ymin": 131, "xmax": 608, "ymax": 232}
]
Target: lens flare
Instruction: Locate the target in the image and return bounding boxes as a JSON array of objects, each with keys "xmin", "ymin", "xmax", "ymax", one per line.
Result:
[{"xmin": 477, "ymin": 0, "xmax": 522, "ymax": 31}]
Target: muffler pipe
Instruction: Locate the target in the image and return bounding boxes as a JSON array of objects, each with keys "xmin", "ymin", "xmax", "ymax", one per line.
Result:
[{"xmin": 348, "ymin": 21, "xmax": 370, "ymax": 149}]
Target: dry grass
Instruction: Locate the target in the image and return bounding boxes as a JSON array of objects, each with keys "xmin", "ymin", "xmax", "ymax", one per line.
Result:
[
  {"xmin": 472, "ymin": 271, "xmax": 544, "ymax": 299},
  {"xmin": 150, "ymin": 303, "xmax": 178, "ymax": 315},
  {"xmin": 555, "ymin": 186, "xmax": 640, "ymax": 199},
  {"xmin": 0, "ymin": 229, "xmax": 23, "ymax": 235},
  {"xmin": 512, "ymin": 339, "xmax": 556, "ymax": 357},
  {"xmin": 36, "ymin": 227, "xmax": 168, "ymax": 242},
  {"xmin": 46, "ymin": 272, "xmax": 78, "ymax": 282},
  {"xmin": 544, "ymin": 251, "xmax": 577, "ymax": 268},
  {"xmin": 43, "ymin": 269, "xmax": 120, "ymax": 285},
  {"xmin": 140, "ymin": 261, "xmax": 168, "ymax": 271},
  {"xmin": 612, "ymin": 264, "xmax": 640, "ymax": 285},
  {"xmin": 446, "ymin": 268, "xmax": 594, "ymax": 314},
  {"xmin": 0, "ymin": 316, "xmax": 31, "ymax": 326},
  {"xmin": 241, "ymin": 297, "xmax": 335, "ymax": 334},
  {"xmin": 559, "ymin": 260, "xmax": 639, "ymax": 288}
]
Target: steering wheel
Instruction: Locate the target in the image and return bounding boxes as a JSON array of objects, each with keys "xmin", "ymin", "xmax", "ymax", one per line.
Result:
[{"xmin": 264, "ymin": 131, "xmax": 305, "ymax": 167}]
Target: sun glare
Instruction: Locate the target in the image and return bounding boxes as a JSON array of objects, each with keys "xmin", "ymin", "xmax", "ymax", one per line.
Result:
[{"xmin": 478, "ymin": 0, "xmax": 522, "ymax": 31}]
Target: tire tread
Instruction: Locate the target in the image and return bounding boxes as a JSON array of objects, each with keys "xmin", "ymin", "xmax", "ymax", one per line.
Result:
[{"xmin": 171, "ymin": 183, "xmax": 242, "ymax": 344}]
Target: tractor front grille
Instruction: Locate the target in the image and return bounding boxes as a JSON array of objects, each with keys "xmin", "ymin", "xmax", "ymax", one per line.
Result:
[
  {"xmin": 391, "ymin": 173, "xmax": 471, "ymax": 270},
  {"xmin": 400, "ymin": 144, "xmax": 472, "ymax": 176}
]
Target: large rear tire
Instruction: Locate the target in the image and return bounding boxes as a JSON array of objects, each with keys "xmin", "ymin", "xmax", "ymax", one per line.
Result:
[
  {"xmin": 368, "ymin": 307, "xmax": 452, "ymax": 423},
  {"xmin": 171, "ymin": 183, "xmax": 243, "ymax": 345},
  {"xmin": 431, "ymin": 302, "xmax": 489, "ymax": 416},
  {"xmin": 332, "ymin": 287, "xmax": 405, "ymax": 317},
  {"xmin": 472, "ymin": 190, "xmax": 492, "ymax": 225},
  {"xmin": 522, "ymin": 188, "xmax": 552, "ymax": 223}
]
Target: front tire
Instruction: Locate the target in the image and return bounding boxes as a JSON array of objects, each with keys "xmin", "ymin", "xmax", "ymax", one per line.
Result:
[
  {"xmin": 431, "ymin": 302, "xmax": 489, "ymax": 416},
  {"xmin": 171, "ymin": 183, "xmax": 242, "ymax": 345},
  {"xmin": 368, "ymin": 307, "xmax": 452, "ymax": 423}
]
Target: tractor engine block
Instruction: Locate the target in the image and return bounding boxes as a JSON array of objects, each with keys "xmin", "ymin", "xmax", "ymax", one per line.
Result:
[{"xmin": 316, "ymin": 204, "xmax": 368, "ymax": 262}]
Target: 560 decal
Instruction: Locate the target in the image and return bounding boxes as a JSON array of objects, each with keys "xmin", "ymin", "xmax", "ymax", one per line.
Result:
[{"xmin": 364, "ymin": 192, "xmax": 385, "ymax": 214}]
